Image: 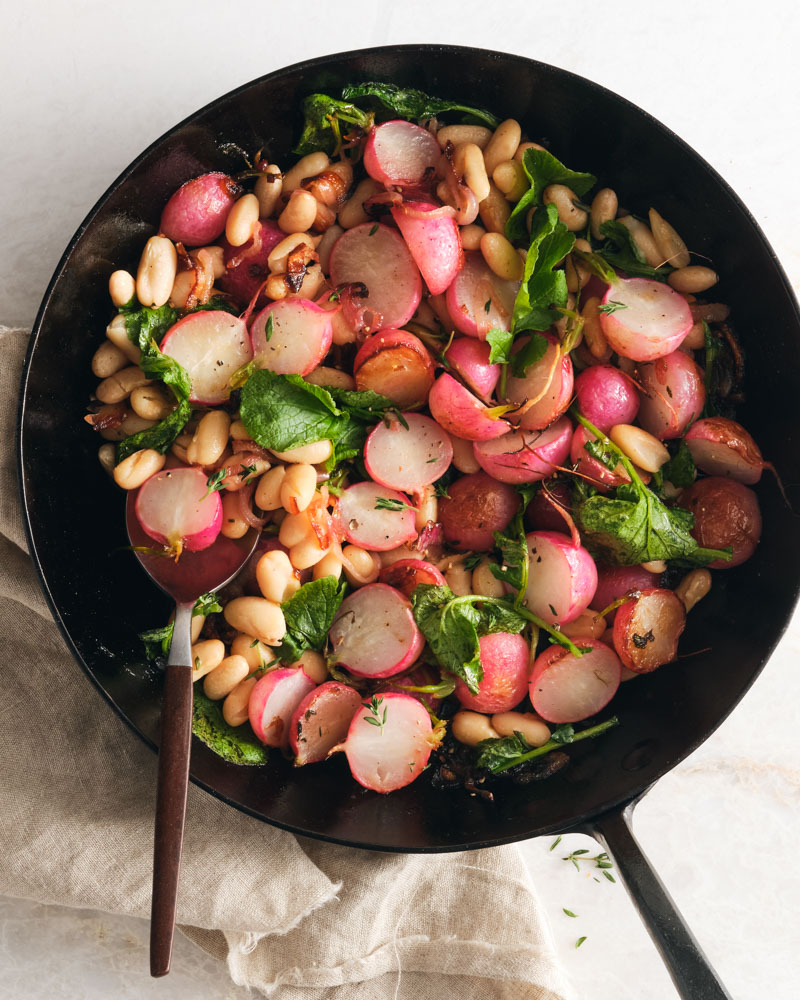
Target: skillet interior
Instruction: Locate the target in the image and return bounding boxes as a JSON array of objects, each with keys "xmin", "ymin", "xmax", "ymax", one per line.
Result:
[{"xmin": 18, "ymin": 45, "xmax": 800, "ymax": 851}]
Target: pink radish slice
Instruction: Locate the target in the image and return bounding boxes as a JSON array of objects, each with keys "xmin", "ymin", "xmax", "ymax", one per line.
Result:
[
  {"xmin": 428, "ymin": 373, "xmax": 510, "ymax": 441},
  {"xmin": 454, "ymin": 632, "xmax": 530, "ymax": 713},
  {"xmin": 353, "ymin": 328, "xmax": 435, "ymax": 408},
  {"xmin": 612, "ymin": 588, "xmax": 686, "ymax": 673},
  {"xmin": 473, "ymin": 416, "xmax": 573, "ymax": 484},
  {"xmin": 363, "ymin": 120, "xmax": 441, "ymax": 188},
  {"xmin": 378, "ymin": 559, "xmax": 446, "ymax": 598},
  {"xmin": 574, "ymin": 364, "xmax": 640, "ymax": 433},
  {"xmin": 684, "ymin": 418, "xmax": 764, "ymax": 484},
  {"xmin": 599, "ymin": 278, "xmax": 693, "ymax": 362},
  {"xmin": 636, "ymin": 351, "xmax": 706, "ymax": 440},
  {"xmin": 504, "ymin": 333, "xmax": 574, "ymax": 431},
  {"xmin": 341, "ymin": 692, "xmax": 434, "ymax": 793},
  {"xmin": 590, "ymin": 564, "xmax": 661, "ymax": 622},
  {"xmin": 337, "ymin": 481, "xmax": 417, "ymax": 551},
  {"xmin": 160, "ymin": 310, "xmax": 252, "ymax": 404},
  {"xmin": 524, "ymin": 530, "xmax": 598, "ymax": 625},
  {"xmin": 391, "ymin": 201, "xmax": 463, "ymax": 295},
  {"xmin": 529, "ymin": 639, "xmax": 621, "ymax": 723},
  {"xmin": 445, "ymin": 251, "xmax": 519, "ymax": 338},
  {"xmin": 160, "ymin": 172, "xmax": 238, "ymax": 246},
  {"xmin": 438, "ymin": 471, "xmax": 519, "ymax": 551},
  {"xmin": 329, "ymin": 223, "xmax": 422, "ymax": 330},
  {"xmin": 364, "ymin": 413, "xmax": 452, "ymax": 492},
  {"xmin": 289, "ymin": 681, "xmax": 363, "ymax": 765},
  {"xmin": 678, "ymin": 477, "xmax": 761, "ymax": 569},
  {"xmin": 570, "ymin": 426, "xmax": 630, "ymax": 490},
  {"xmin": 218, "ymin": 220, "xmax": 285, "ymax": 305},
  {"xmin": 135, "ymin": 467, "xmax": 222, "ymax": 552},
  {"xmin": 443, "ymin": 338, "xmax": 499, "ymax": 401},
  {"xmin": 250, "ymin": 299, "xmax": 333, "ymax": 376},
  {"xmin": 329, "ymin": 583, "xmax": 424, "ymax": 678},
  {"xmin": 248, "ymin": 668, "xmax": 316, "ymax": 746}
]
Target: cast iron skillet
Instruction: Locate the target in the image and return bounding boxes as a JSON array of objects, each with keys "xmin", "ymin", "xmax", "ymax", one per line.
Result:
[{"xmin": 18, "ymin": 45, "xmax": 800, "ymax": 998}]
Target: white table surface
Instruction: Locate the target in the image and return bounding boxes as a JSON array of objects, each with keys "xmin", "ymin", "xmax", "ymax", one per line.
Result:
[{"xmin": 3, "ymin": 2, "xmax": 799, "ymax": 998}]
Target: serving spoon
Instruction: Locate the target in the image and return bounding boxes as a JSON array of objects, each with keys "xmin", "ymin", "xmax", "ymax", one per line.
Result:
[{"xmin": 126, "ymin": 492, "xmax": 259, "ymax": 977}]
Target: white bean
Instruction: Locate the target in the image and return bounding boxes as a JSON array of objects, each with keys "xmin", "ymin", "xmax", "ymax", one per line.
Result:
[
  {"xmin": 313, "ymin": 549, "xmax": 343, "ymax": 581},
  {"xmin": 452, "ymin": 711, "xmax": 499, "ymax": 746},
  {"xmin": 304, "ymin": 367, "xmax": 355, "ymax": 391},
  {"xmin": 483, "ymin": 119, "xmax": 521, "ymax": 177},
  {"xmin": 449, "ymin": 433, "xmax": 481, "ymax": 473},
  {"xmin": 105, "ymin": 314, "xmax": 140, "ymax": 363},
  {"xmin": 453, "ymin": 142, "xmax": 491, "ymax": 203},
  {"xmin": 220, "ymin": 491, "xmax": 249, "ymax": 539},
  {"xmin": 590, "ymin": 188, "xmax": 618, "ymax": 240},
  {"xmin": 491, "ymin": 712, "xmax": 551, "ymax": 746},
  {"xmin": 668, "ymin": 266, "xmax": 719, "ymax": 294},
  {"xmin": 543, "ymin": 184, "xmax": 587, "ymax": 232},
  {"xmin": 341, "ymin": 545, "xmax": 381, "ymax": 587},
  {"xmin": 338, "ymin": 178, "xmax": 382, "ymax": 229},
  {"xmin": 108, "ymin": 269, "xmax": 135, "ymax": 307},
  {"xmin": 279, "ymin": 510, "xmax": 313, "ymax": 548},
  {"xmin": 674, "ymin": 568, "xmax": 712, "ymax": 612},
  {"xmin": 437, "ymin": 124, "xmax": 492, "ymax": 149},
  {"xmin": 97, "ymin": 443, "xmax": 116, "ymax": 476},
  {"xmin": 254, "ymin": 165, "xmax": 283, "ymax": 217},
  {"xmin": 649, "ymin": 209, "xmax": 690, "ymax": 268},
  {"xmin": 256, "ymin": 549, "xmax": 300, "ymax": 603},
  {"xmin": 91, "ymin": 341, "xmax": 128, "ymax": 378},
  {"xmin": 112, "ymin": 448, "xmax": 165, "ymax": 490},
  {"xmin": 445, "ymin": 560, "xmax": 472, "ymax": 597},
  {"xmin": 255, "ymin": 466, "xmax": 287, "ymax": 510},
  {"xmin": 459, "ymin": 224, "xmax": 486, "ymax": 251},
  {"xmin": 282, "ymin": 152, "xmax": 330, "ymax": 193},
  {"xmin": 471, "ymin": 558, "xmax": 504, "ymax": 599},
  {"xmin": 190, "ymin": 639, "xmax": 225, "ymax": 681},
  {"xmin": 204, "ymin": 654, "xmax": 250, "ymax": 700},
  {"xmin": 136, "ymin": 235, "xmax": 177, "ymax": 308},
  {"xmin": 480, "ymin": 232, "xmax": 524, "ymax": 281},
  {"xmin": 478, "ymin": 181, "xmax": 511, "ymax": 234},
  {"xmin": 268, "ymin": 232, "xmax": 315, "ymax": 274},
  {"xmin": 130, "ymin": 383, "xmax": 173, "ymax": 421},
  {"xmin": 225, "ymin": 193, "xmax": 260, "ymax": 247},
  {"xmin": 222, "ymin": 676, "xmax": 257, "ymax": 726},
  {"xmin": 609, "ymin": 424, "xmax": 670, "ymax": 473},
  {"xmin": 618, "ymin": 216, "xmax": 662, "ymax": 267},
  {"xmin": 95, "ymin": 366, "xmax": 148, "ymax": 404},
  {"xmin": 186, "ymin": 410, "xmax": 231, "ymax": 466},
  {"xmin": 280, "ymin": 464, "xmax": 317, "ymax": 513},
  {"xmin": 223, "ymin": 597, "xmax": 286, "ymax": 645},
  {"xmin": 293, "ymin": 649, "xmax": 327, "ymax": 684},
  {"xmin": 277, "ymin": 190, "xmax": 318, "ymax": 234},
  {"xmin": 492, "ymin": 159, "xmax": 527, "ymax": 201},
  {"xmin": 231, "ymin": 633, "xmax": 272, "ymax": 672}
]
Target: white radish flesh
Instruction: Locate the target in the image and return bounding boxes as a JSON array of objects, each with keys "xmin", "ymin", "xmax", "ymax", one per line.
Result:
[
  {"xmin": 454, "ymin": 632, "xmax": 530, "ymax": 713},
  {"xmin": 391, "ymin": 201, "xmax": 463, "ymax": 295},
  {"xmin": 444, "ymin": 337, "xmax": 499, "ymax": 401},
  {"xmin": 337, "ymin": 481, "xmax": 418, "ymax": 551},
  {"xmin": 684, "ymin": 418, "xmax": 764, "ymax": 484},
  {"xmin": 248, "ymin": 668, "xmax": 316, "ymax": 746},
  {"xmin": 289, "ymin": 681, "xmax": 363, "ymax": 765},
  {"xmin": 353, "ymin": 328, "xmax": 435, "ymax": 408},
  {"xmin": 160, "ymin": 310, "xmax": 252, "ymax": 404},
  {"xmin": 524, "ymin": 530, "xmax": 598, "ymax": 625},
  {"xmin": 250, "ymin": 299, "xmax": 333, "ymax": 376},
  {"xmin": 364, "ymin": 413, "xmax": 452, "ymax": 492},
  {"xmin": 329, "ymin": 583, "xmax": 423, "ymax": 678},
  {"xmin": 428, "ymin": 373, "xmax": 510, "ymax": 441},
  {"xmin": 505, "ymin": 333, "xmax": 574, "ymax": 430},
  {"xmin": 473, "ymin": 416, "xmax": 572, "ymax": 484},
  {"xmin": 529, "ymin": 640, "xmax": 621, "ymax": 723},
  {"xmin": 599, "ymin": 278, "xmax": 693, "ymax": 362},
  {"xmin": 574, "ymin": 364, "xmax": 640, "ymax": 433},
  {"xmin": 445, "ymin": 251, "xmax": 519, "ymax": 338},
  {"xmin": 135, "ymin": 467, "xmax": 222, "ymax": 552},
  {"xmin": 637, "ymin": 351, "xmax": 706, "ymax": 440},
  {"xmin": 612, "ymin": 588, "xmax": 686, "ymax": 672},
  {"xmin": 363, "ymin": 120, "xmax": 441, "ymax": 188}
]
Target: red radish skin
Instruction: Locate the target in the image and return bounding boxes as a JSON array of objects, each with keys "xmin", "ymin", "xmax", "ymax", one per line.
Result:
[
  {"xmin": 612, "ymin": 588, "xmax": 686, "ymax": 673},
  {"xmin": 570, "ymin": 426, "xmax": 631, "ymax": 490},
  {"xmin": 218, "ymin": 220, "xmax": 285, "ymax": 305},
  {"xmin": 249, "ymin": 668, "xmax": 316, "ymax": 747},
  {"xmin": 678, "ymin": 477, "xmax": 762, "ymax": 568},
  {"xmin": 473, "ymin": 417, "xmax": 573, "ymax": 484},
  {"xmin": 445, "ymin": 251, "xmax": 519, "ymax": 338},
  {"xmin": 600, "ymin": 278, "xmax": 693, "ymax": 362},
  {"xmin": 329, "ymin": 223, "xmax": 422, "ymax": 330},
  {"xmin": 684, "ymin": 417, "xmax": 764, "ymax": 484},
  {"xmin": 637, "ymin": 351, "xmax": 706, "ymax": 440},
  {"xmin": 378, "ymin": 559, "xmax": 446, "ymax": 598},
  {"xmin": 160, "ymin": 172, "xmax": 238, "ymax": 246},
  {"xmin": 250, "ymin": 299, "xmax": 333, "ymax": 376},
  {"xmin": 529, "ymin": 639, "xmax": 621, "ymax": 723},
  {"xmin": 575, "ymin": 365, "xmax": 640, "ymax": 433},
  {"xmin": 525, "ymin": 531, "xmax": 598, "ymax": 625},
  {"xmin": 289, "ymin": 682, "xmax": 363, "ymax": 765},
  {"xmin": 329, "ymin": 584, "xmax": 424, "ymax": 678},
  {"xmin": 135, "ymin": 467, "xmax": 222, "ymax": 552},
  {"xmin": 590, "ymin": 564, "xmax": 661, "ymax": 622},
  {"xmin": 525, "ymin": 481, "xmax": 574, "ymax": 533},
  {"xmin": 363, "ymin": 120, "xmax": 441, "ymax": 188},
  {"xmin": 443, "ymin": 338, "xmax": 500, "ymax": 401},
  {"xmin": 337, "ymin": 481, "xmax": 418, "ymax": 551},
  {"xmin": 364, "ymin": 413, "xmax": 452, "ymax": 492},
  {"xmin": 438, "ymin": 471, "xmax": 519, "ymax": 551},
  {"xmin": 160, "ymin": 310, "xmax": 252, "ymax": 404},
  {"xmin": 505, "ymin": 334, "xmax": 574, "ymax": 431},
  {"xmin": 428, "ymin": 374, "xmax": 511, "ymax": 441},
  {"xmin": 353, "ymin": 328, "xmax": 435, "ymax": 408},
  {"xmin": 454, "ymin": 632, "xmax": 530, "ymax": 713},
  {"xmin": 340, "ymin": 692, "xmax": 434, "ymax": 793},
  {"xmin": 391, "ymin": 201, "xmax": 463, "ymax": 295}
]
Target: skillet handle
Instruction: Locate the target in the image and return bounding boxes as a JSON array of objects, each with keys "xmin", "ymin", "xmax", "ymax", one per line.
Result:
[{"xmin": 583, "ymin": 801, "xmax": 733, "ymax": 1000}]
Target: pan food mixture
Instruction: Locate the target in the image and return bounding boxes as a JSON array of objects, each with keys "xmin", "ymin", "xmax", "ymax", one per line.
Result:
[{"xmin": 86, "ymin": 83, "xmax": 764, "ymax": 795}]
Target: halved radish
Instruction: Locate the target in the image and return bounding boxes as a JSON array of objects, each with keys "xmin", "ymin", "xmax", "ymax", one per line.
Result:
[
  {"xmin": 684, "ymin": 417, "xmax": 764, "ymax": 484},
  {"xmin": 529, "ymin": 639, "xmax": 621, "ymax": 723},
  {"xmin": 589, "ymin": 563, "xmax": 661, "ymax": 622},
  {"xmin": 160, "ymin": 172, "xmax": 238, "ymax": 246},
  {"xmin": 505, "ymin": 333, "xmax": 574, "ymax": 431},
  {"xmin": 248, "ymin": 668, "xmax": 316, "ymax": 746},
  {"xmin": 428, "ymin": 373, "xmax": 510, "ymax": 441},
  {"xmin": 218, "ymin": 219, "xmax": 285, "ymax": 306},
  {"xmin": 250, "ymin": 299, "xmax": 333, "ymax": 376},
  {"xmin": 525, "ymin": 480, "xmax": 573, "ymax": 533},
  {"xmin": 445, "ymin": 251, "xmax": 519, "ymax": 339},
  {"xmin": 289, "ymin": 681, "xmax": 363, "ymax": 765},
  {"xmin": 336, "ymin": 481, "xmax": 417, "ymax": 551},
  {"xmin": 135, "ymin": 467, "xmax": 222, "ymax": 553},
  {"xmin": 364, "ymin": 413, "xmax": 452, "ymax": 492},
  {"xmin": 363, "ymin": 120, "xmax": 441, "ymax": 188},
  {"xmin": 570, "ymin": 425, "xmax": 630, "ymax": 490},
  {"xmin": 438, "ymin": 471, "xmax": 519, "ymax": 551},
  {"xmin": 678, "ymin": 477, "xmax": 761, "ymax": 568},
  {"xmin": 329, "ymin": 223, "xmax": 422, "ymax": 330},
  {"xmin": 338, "ymin": 692, "xmax": 434, "ymax": 793},
  {"xmin": 574, "ymin": 364, "xmax": 640, "ymax": 434},
  {"xmin": 329, "ymin": 583, "xmax": 424, "ymax": 678},
  {"xmin": 473, "ymin": 417, "xmax": 573, "ymax": 484},
  {"xmin": 636, "ymin": 350, "xmax": 706, "ymax": 440},
  {"xmin": 160, "ymin": 310, "xmax": 252, "ymax": 404},
  {"xmin": 599, "ymin": 278, "xmax": 693, "ymax": 361},
  {"xmin": 454, "ymin": 632, "xmax": 530, "ymax": 713},
  {"xmin": 443, "ymin": 337, "xmax": 499, "ymax": 401},
  {"xmin": 612, "ymin": 588, "xmax": 686, "ymax": 673},
  {"xmin": 391, "ymin": 201, "xmax": 463, "ymax": 295},
  {"xmin": 524, "ymin": 531, "xmax": 598, "ymax": 625},
  {"xmin": 378, "ymin": 558, "xmax": 446, "ymax": 598},
  {"xmin": 353, "ymin": 328, "xmax": 435, "ymax": 408}
]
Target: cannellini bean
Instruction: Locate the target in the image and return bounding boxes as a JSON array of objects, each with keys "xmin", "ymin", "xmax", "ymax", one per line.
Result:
[
  {"xmin": 229, "ymin": 419, "xmax": 251, "ymax": 441},
  {"xmin": 282, "ymin": 151, "xmax": 330, "ymax": 193},
  {"xmin": 618, "ymin": 216, "xmax": 662, "ymax": 267},
  {"xmin": 204, "ymin": 654, "xmax": 251, "ymax": 700},
  {"xmin": 313, "ymin": 549, "xmax": 343, "ymax": 581},
  {"xmin": 304, "ymin": 367, "xmax": 354, "ymax": 391},
  {"xmin": 220, "ymin": 491, "xmax": 249, "ymax": 539},
  {"xmin": 198, "ymin": 245, "xmax": 226, "ymax": 279},
  {"xmin": 437, "ymin": 124, "xmax": 492, "ymax": 149},
  {"xmin": 222, "ymin": 676, "xmax": 258, "ymax": 726},
  {"xmin": 279, "ymin": 510, "xmax": 313, "ymax": 547},
  {"xmin": 342, "ymin": 545, "xmax": 381, "ymax": 587},
  {"xmin": 168, "ymin": 269, "xmax": 195, "ymax": 309},
  {"xmin": 118, "ymin": 412, "xmax": 156, "ymax": 436},
  {"xmin": 108, "ymin": 269, "xmax": 136, "ymax": 307},
  {"xmin": 338, "ymin": 178, "xmax": 382, "ymax": 229},
  {"xmin": 478, "ymin": 182, "xmax": 511, "ymax": 234},
  {"xmin": 480, "ymin": 232, "xmax": 524, "ymax": 281},
  {"xmin": 674, "ymin": 568, "xmax": 712, "ymax": 612},
  {"xmin": 105, "ymin": 314, "xmax": 140, "ymax": 363},
  {"xmin": 190, "ymin": 639, "xmax": 225, "ymax": 681},
  {"xmin": 112, "ymin": 448, "xmax": 165, "ymax": 490},
  {"xmin": 483, "ymin": 119, "xmax": 521, "ymax": 177},
  {"xmin": 97, "ymin": 443, "xmax": 116, "ymax": 476},
  {"xmin": 543, "ymin": 184, "xmax": 587, "ymax": 232},
  {"xmin": 450, "ymin": 433, "xmax": 481, "ymax": 473},
  {"xmin": 682, "ymin": 322, "xmax": 706, "ymax": 350},
  {"xmin": 265, "ymin": 273, "xmax": 290, "ymax": 300},
  {"xmin": 130, "ymin": 383, "xmax": 173, "ymax": 421},
  {"xmin": 581, "ymin": 297, "xmax": 610, "ymax": 359},
  {"xmin": 136, "ymin": 235, "xmax": 177, "ymax": 308},
  {"xmin": 445, "ymin": 559, "xmax": 472, "ymax": 596},
  {"xmin": 668, "ymin": 266, "xmax": 719, "ymax": 294},
  {"xmin": 95, "ymin": 365, "xmax": 148, "ymax": 404},
  {"xmin": 514, "ymin": 141, "xmax": 546, "ymax": 162},
  {"xmin": 257, "ymin": 549, "xmax": 301, "ymax": 603},
  {"xmin": 280, "ymin": 463, "xmax": 317, "ymax": 513},
  {"xmin": 590, "ymin": 188, "xmax": 618, "ymax": 240},
  {"xmin": 91, "ymin": 341, "xmax": 128, "ymax": 379},
  {"xmin": 231, "ymin": 633, "xmax": 272, "ymax": 672},
  {"xmin": 225, "ymin": 193, "xmax": 260, "ymax": 247},
  {"xmin": 293, "ymin": 649, "xmax": 328, "ymax": 684},
  {"xmin": 186, "ymin": 410, "xmax": 231, "ymax": 466},
  {"xmin": 649, "ymin": 209, "xmax": 690, "ymax": 268},
  {"xmin": 414, "ymin": 485, "xmax": 438, "ymax": 532},
  {"xmin": 491, "ymin": 712, "xmax": 551, "ymax": 746},
  {"xmin": 641, "ymin": 560, "xmax": 667, "ymax": 574},
  {"xmin": 224, "ymin": 596, "xmax": 286, "ymax": 645},
  {"xmin": 452, "ymin": 711, "xmax": 499, "ymax": 746},
  {"xmin": 454, "ymin": 142, "xmax": 491, "ymax": 203},
  {"xmin": 256, "ymin": 466, "xmax": 287, "ymax": 510},
  {"xmin": 268, "ymin": 232, "xmax": 315, "ymax": 274},
  {"xmin": 315, "ymin": 223, "xmax": 344, "ymax": 274},
  {"xmin": 255, "ymin": 164, "xmax": 284, "ymax": 216},
  {"xmin": 559, "ymin": 609, "xmax": 606, "ymax": 640},
  {"xmin": 610, "ymin": 424, "xmax": 670, "ymax": 472},
  {"xmin": 472, "ymin": 558, "xmax": 504, "ymax": 599},
  {"xmin": 492, "ymin": 159, "xmax": 527, "ymax": 201},
  {"xmin": 277, "ymin": 189, "xmax": 318, "ymax": 235},
  {"xmin": 459, "ymin": 224, "xmax": 486, "ymax": 251}
]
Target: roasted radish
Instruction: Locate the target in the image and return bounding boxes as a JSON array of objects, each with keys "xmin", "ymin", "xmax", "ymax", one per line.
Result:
[
  {"xmin": 685, "ymin": 417, "xmax": 764, "ymax": 484},
  {"xmin": 612, "ymin": 588, "xmax": 686, "ymax": 672},
  {"xmin": 599, "ymin": 278, "xmax": 693, "ymax": 361},
  {"xmin": 353, "ymin": 328, "xmax": 435, "ymax": 408},
  {"xmin": 590, "ymin": 563, "xmax": 661, "ymax": 622},
  {"xmin": 135, "ymin": 467, "xmax": 222, "ymax": 553},
  {"xmin": 443, "ymin": 337, "xmax": 499, "ymax": 401},
  {"xmin": 329, "ymin": 583, "xmax": 424, "ymax": 678},
  {"xmin": 160, "ymin": 310, "xmax": 252, "ymax": 404},
  {"xmin": 363, "ymin": 120, "xmax": 441, "ymax": 188},
  {"xmin": 524, "ymin": 531, "xmax": 598, "ymax": 625},
  {"xmin": 337, "ymin": 481, "xmax": 418, "ymax": 551},
  {"xmin": 249, "ymin": 668, "xmax": 316, "ymax": 747},
  {"xmin": 678, "ymin": 477, "xmax": 761, "ymax": 568},
  {"xmin": 364, "ymin": 413, "xmax": 452, "ymax": 492},
  {"xmin": 378, "ymin": 559, "xmax": 446, "ymax": 598},
  {"xmin": 391, "ymin": 201, "xmax": 463, "ymax": 295},
  {"xmin": 454, "ymin": 632, "xmax": 530, "ymax": 713},
  {"xmin": 428, "ymin": 373, "xmax": 511, "ymax": 441},
  {"xmin": 289, "ymin": 681, "xmax": 363, "ymax": 765},
  {"xmin": 218, "ymin": 220, "xmax": 284, "ymax": 305},
  {"xmin": 473, "ymin": 417, "xmax": 573, "ymax": 484},
  {"xmin": 160, "ymin": 172, "xmax": 238, "ymax": 246},
  {"xmin": 438, "ymin": 471, "xmax": 519, "ymax": 551},
  {"xmin": 575, "ymin": 364, "xmax": 640, "ymax": 433},
  {"xmin": 251, "ymin": 299, "xmax": 333, "ymax": 376},
  {"xmin": 570, "ymin": 425, "xmax": 630, "ymax": 490},
  {"xmin": 445, "ymin": 251, "xmax": 519, "ymax": 339},
  {"xmin": 504, "ymin": 333, "xmax": 574, "ymax": 431},
  {"xmin": 529, "ymin": 640, "xmax": 621, "ymax": 723},
  {"xmin": 636, "ymin": 350, "xmax": 706, "ymax": 440}
]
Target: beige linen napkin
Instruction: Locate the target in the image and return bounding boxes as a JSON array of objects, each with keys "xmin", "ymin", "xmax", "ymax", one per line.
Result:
[{"xmin": 2, "ymin": 325, "xmax": 573, "ymax": 1000}]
